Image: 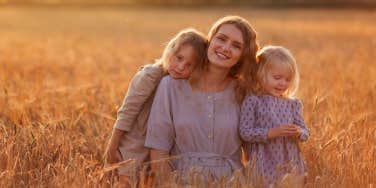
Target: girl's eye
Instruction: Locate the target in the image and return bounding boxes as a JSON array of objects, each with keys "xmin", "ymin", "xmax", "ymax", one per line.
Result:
[
  {"xmin": 273, "ymin": 76, "xmax": 282, "ymax": 79},
  {"xmin": 176, "ymin": 55, "xmax": 183, "ymax": 61},
  {"xmin": 217, "ymin": 36, "xmax": 225, "ymax": 42}
]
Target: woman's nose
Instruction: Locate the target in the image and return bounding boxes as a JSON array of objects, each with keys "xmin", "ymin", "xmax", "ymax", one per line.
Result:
[
  {"xmin": 219, "ymin": 42, "xmax": 230, "ymax": 53},
  {"xmin": 223, "ymin": 43, "xmax": 231, "ymax": 52}
]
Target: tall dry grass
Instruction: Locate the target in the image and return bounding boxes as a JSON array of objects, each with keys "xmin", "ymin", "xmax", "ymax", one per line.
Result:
[{"xmin": 0, "ymin": 6, "xmax": 375, "ymax": 187}]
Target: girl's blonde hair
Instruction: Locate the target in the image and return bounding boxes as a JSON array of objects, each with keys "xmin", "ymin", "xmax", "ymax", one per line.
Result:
[
  {"xmin": 155, "ymin": 28, "xmax": 207, "ymax": 73},
  {"xmin": 255, "ymin": 45, "xmax": 299, "ymax": 98},
  {"xmin": 190, "ymin": 15, "xmax": 259, "ymax": 103}
]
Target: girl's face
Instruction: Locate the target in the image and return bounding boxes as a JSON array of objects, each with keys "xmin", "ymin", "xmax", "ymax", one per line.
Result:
[
  {"xmin": 263, "ymin": 63, "xmax": 292, "ymax": 97},
  {"xmin": 168, "ymin": 44, "xmax": 196, "ymax": 79},
  {"xmin": 207, "ymin": 24, "xmax": 244, "ymax": 70}
]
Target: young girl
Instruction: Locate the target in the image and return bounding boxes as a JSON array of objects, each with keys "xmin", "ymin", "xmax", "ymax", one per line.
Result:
[
  {"xmin": 240, "ymin": 45, "xmax": 310, "ymax": 187},
  {"xmin": 106, "ymin": 28, "xmax": 207, "ymax": 187}
]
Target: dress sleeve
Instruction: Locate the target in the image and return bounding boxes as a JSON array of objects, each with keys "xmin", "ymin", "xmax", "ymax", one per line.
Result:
[
  {"xmin": 239, "ymin": 96, "xmax": 269, "ymax": 143},
  {"xmin": 144, "ymin": 76, "xmax": 175, "ymax": 152},
  {"xmin": 293, "ymin": 99, "xmax": 310, "ymax": 141},
  {"xmin": 114, "ymin": 64, "xmax": 164, "ymax": 132}
]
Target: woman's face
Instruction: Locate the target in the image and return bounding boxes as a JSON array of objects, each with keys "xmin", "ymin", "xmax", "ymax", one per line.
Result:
[{"xmin": 207, "ymin": 24, "xmax": 244, "ymax": 70}]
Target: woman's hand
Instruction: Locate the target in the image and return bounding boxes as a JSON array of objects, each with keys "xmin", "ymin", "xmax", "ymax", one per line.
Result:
[
  {"xmin": 267, "ymin": 124, "xmax": 301, "ymax": 139},
  {"xmin": 149, "ymin": 149, "xmax": 172, "ymax": 186}
]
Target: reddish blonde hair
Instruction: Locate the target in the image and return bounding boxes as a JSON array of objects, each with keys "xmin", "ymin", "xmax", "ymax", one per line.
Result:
[{"xmin": 191, "ymin": 16, "xmax": 259, "ymax": 103}]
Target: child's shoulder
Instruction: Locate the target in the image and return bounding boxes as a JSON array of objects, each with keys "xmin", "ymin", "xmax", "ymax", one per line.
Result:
[
  {"xmin": 278, "ymin": 97, "xmax": 304, "ymax": 111},
  {"xmin": 243, "ymin": 95, "xmax": 303, "ymax": 106},
  {"xmin": 138, "ymin": 63, "xmax": 164, "ymax": 76},
  {"xmin": 130, "ymin": 63, "xmax": 166, "ymax": 85},
  {"xmin": 289, "ymin": 98, "xmax": 303, "ymax": 109},
  {"xmin": 242, "ymin": 94, "xmax": 261, "ymax": 105}
]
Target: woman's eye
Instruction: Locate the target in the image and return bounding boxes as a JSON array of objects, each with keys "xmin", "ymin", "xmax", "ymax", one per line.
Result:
[{"xmin": 233, "ymin": 44, "xmax": 241, "ymax": 49}]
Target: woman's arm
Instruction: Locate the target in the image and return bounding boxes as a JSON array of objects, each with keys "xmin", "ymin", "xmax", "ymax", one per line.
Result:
[
  {"xmin": 145, "ymin": 76, "xmax": 176, "ymax": 172},
  {"xmin": 145, "ymin": 77, "xmax": 175, "ymax": 150},
  {"xmin": 150, "ymin": 149, "xmax": 172, "ymax": 173}
]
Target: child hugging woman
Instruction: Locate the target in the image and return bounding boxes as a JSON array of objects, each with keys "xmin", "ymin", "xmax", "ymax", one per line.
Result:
[
  {"xmin": 240, "ymin": 45, "xmax": 310, "ymax": 187},
  {"xmin": 105, "ymin": 28, "xmax": 207, "ymax": 187}
]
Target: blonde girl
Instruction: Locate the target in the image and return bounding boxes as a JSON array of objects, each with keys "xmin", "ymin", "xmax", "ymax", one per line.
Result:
[
  {"xmin": 106, "ymin": 28, "xmax": 207, "ymax": 187},
  {"xmin": 240, "ymin": 45, "xmax": 310, "ymax": 187}
]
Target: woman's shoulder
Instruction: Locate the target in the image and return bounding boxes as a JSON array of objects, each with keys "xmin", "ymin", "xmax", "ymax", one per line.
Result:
[
  {"xmin": 160, "ymin": 75, "xmax": 184, "ymax": 84},
  {"xmin": 159, "ymin": 75, "xmax": 189, "ymax": 90}
]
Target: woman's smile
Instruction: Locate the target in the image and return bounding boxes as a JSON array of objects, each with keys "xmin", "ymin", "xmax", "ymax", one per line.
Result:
[{"xmin": 208, "ymin": 24, "xmax": 244, "ymax": 69}]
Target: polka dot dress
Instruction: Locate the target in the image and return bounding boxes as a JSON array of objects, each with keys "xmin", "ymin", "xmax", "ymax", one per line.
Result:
[{"xmin": 240, "ymin": 95, "xmax": 310, "ymax": 186}]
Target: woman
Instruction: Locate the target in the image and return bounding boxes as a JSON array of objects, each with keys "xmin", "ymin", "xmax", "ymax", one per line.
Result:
[{"xmin": 145, "ymin": 15, "xmax": 259, "ymax": 183}]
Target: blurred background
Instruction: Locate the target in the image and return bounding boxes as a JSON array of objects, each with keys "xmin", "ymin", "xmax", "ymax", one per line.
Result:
[
  {"xmin": 0, "ymin": 0, "xmax": 375, "ymax": 187},
  {"xmin": 0, "ymin": 0, "xmax": 375, "ymax": 7}
]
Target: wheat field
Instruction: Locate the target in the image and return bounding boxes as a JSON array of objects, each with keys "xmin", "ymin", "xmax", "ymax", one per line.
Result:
[{"xmin": 0, "ymin": 6, "xmax": 375, "ymax": 187}]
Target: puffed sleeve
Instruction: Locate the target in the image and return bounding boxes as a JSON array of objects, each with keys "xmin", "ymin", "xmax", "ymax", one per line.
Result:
[
  {"xmin": 144, "ymin": 76, "xmax": 175, "ymax": 152},
  {"xmin": 293, "ymin": 99, "xmax": 310, "ymax": 141},
  {"xmin": 239, "ymin": 95, "xmax": 269, "ymax": 143},
  {"xmin": 113, "ymin": 64, "xmax": 164, "ymax": 132}
]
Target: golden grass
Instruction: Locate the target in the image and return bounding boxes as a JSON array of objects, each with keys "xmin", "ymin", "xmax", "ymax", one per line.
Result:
[{"xmin": 0, "ymin": 6, "xmax": 375, "ymax": 187}]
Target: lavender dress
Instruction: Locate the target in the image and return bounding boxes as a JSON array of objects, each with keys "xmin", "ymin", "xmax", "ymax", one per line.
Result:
[
  {"xmin": 240, "ymin": 95, "xmax": 309, "ymax": 186},
  {"xmin": 145, "ymin": 76, "xmax": 242, "ymax": 181}
]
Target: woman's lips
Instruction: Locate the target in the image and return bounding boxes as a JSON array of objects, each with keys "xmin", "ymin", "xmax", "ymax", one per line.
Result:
[{"xmin": 215, "ymin": 51, "xmax": 230, "ymax": 60}]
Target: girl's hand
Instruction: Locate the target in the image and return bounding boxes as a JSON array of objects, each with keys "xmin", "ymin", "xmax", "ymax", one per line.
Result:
[
  {"xmin": 284, "ymin": 124, "xmax": 302, "ymax": 138},
  {"xmin": 115, "ymin": 149, "xmax": 123, "ymax": 162},
  {"xmin": 107, "ymin": 147, "xmax": 123, "ymax": 164},
  {"xmin": 106, "ymin": 129, "xmax": 125, "ymax": 164},
  {"xmin": 267, "ymin": 124, "xmax": 301, "ymax": 139}
]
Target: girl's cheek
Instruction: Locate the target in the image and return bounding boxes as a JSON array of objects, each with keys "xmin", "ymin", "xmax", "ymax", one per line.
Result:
[{"xmin": 167, "ymin": 66, "xmax": 174, "ymax": 74}]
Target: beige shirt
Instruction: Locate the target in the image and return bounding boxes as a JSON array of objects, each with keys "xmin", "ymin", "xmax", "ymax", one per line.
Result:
[
  {"xmin": 115, "ymin": 63, "xmax": 165, "ymax": 175},
  {"xmin": 114, "ymin": 63, "xmax": 165, "ymax": 134}
]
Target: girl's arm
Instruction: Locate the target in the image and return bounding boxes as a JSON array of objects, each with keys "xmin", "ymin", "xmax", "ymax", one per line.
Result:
[
  {"xmin": 106, "ymin": 129, "xmax": 123, "ymax": 164},
  {"xmin": 114, "ymin": 64, "xmax": 164, "ymax": 132},
  {"xmin": 240, "ymin": 96, "xmax": 269, "ymax": 143},
  {"xmin": 106, "ymin": 64, "xmax": 164, "ymax": 164},
  {"xmin": 293, "ymin": 99, "xmax": 310, "ymax": 141}
]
